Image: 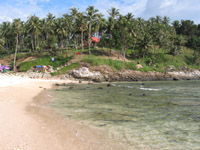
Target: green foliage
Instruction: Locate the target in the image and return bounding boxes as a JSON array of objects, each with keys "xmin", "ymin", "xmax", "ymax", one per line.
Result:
[
  {"xmin": 18, "ymin": 56, "xmax": 71, "ymax": 72},
  {"xmin": 51, "ymin": 63, "xmax": 80, "ymax": 76}
]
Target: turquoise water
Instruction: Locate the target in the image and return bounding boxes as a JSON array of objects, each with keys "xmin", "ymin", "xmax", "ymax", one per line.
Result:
[{"xmin": 49, "ymin": 81, "xmax": 200, "ymax": 150}]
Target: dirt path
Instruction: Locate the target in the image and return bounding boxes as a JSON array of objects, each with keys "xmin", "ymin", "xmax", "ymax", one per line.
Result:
[{"xmin": 0, "ymin": 77, "xmax": 125, "ymax": 150}]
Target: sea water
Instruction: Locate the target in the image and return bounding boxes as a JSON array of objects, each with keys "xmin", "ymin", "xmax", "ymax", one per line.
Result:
[{"xmin": 49, "ymin": 81, "xmax": 200, "ymax": 150}]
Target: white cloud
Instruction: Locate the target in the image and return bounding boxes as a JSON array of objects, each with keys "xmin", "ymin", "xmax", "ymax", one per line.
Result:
[
  {"xmin": 1, "ymin": 0, "xmax": 200, "ymax": 24},
  {"xmin": 160, "ymin": 0, "xmax": 176, "ymax": 9},
  {"xmin": 92, "ymin": 0, "xmax": 147, "ymax": 17},
  {"xmin": 16, "ymin": 0, "xmax": 51, "ymax": 5},
  {"xmin": 0, "ymin": 4, "xmax": 47, "ymax": 22}
]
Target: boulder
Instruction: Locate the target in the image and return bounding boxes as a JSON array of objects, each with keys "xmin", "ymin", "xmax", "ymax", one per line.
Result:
[{"xmin": 71, "ymin": 67, "xmax": 104, "ymax": 81}]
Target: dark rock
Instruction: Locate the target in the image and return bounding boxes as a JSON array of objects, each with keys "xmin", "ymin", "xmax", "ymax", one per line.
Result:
[
  {"xmin": 173, "ymin": 78, "xmax": 179, "ymax": 81},
  {"xmin": 129, "ymin": 93, "xmax": 132, "ymax": 96},
  {"xmin": 107, "ymin": 84, "xmax": 111, "ymax": 87},
  {"xmin": 55, "ymin": 83, "xmax": 60, "ymax": 86},
  {"xmin": 142, "ymin": 93, "xmax": 146, "ymax": 96},
  {"xmin": 98, "ymin": 87, "xmax": 103, "ymax": 89}
]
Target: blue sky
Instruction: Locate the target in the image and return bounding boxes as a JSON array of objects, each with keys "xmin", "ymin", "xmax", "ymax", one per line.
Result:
[{"xmin": 0, "ymin": 0, "xmax": 200, "ymax": 24}]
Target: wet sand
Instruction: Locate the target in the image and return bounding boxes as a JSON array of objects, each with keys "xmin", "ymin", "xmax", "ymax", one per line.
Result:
[{"xmin": 0, "ymin": 76, "xmax": 125, "ymax": 150}]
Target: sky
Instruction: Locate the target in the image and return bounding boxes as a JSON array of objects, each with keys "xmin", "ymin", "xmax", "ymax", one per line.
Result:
[{"xmin": 0, "ymin": 0, "xmax": 200, "ymax": 24}]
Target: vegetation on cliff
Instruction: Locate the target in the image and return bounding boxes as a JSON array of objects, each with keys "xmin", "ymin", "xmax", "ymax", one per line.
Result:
[{"xmin": 0, "ymin": 6, "xmax": 200, "ymax": 74}]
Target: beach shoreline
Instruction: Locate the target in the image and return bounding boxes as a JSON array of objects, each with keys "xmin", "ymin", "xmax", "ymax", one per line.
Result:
[{"xmin": 0, "ymin": 75, "xmax": 125, "ymax": 150}]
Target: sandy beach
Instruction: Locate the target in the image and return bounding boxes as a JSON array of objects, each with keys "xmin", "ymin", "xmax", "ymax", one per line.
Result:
[{"xmin": 0, "ymin": 75, "xmax": 124, "ymax": 150}]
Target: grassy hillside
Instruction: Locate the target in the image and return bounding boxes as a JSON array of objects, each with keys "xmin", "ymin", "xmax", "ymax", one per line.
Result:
[{"xmin": 1, "ymin": 47, "xmax": 200, "ymax": 75}]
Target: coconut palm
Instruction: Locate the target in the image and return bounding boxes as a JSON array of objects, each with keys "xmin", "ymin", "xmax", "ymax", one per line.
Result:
[
  {"xmin": 86, "ymin": 6, "xmax": 99, "ymax": 54},
  {"xmin": 63, "ymin": 14, "xmax": 72, "ymax": 49},
  {"xmin": 107, "ymin": 7, "xmax": 119, "ymax": 54},
  {"xmin": 46, "ymin": 13, "xmax": 56, "ymax": 46},
  {"xmin": 70, "ymin": 7, "xmax": 79, "ymax": 49},
  {"xmin": 12, "ymin": 19, "xmax": 22, "ymax": 71},
  {"xmin": 26, "ymin": 15, "xmax": 41, "ymax": 51},
  {"xmin": 40, "ymin": 18, "xmax": 48, "ymax": 47},
  {"xmin": 76, "ymin": 12, "xmax": 87, "ymax": 54},
  {"xmin": 55, "ymin": 18, "xmax": 66, "ymax": 48}
]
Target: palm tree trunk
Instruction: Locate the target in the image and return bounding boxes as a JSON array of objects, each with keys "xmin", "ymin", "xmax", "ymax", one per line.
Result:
[
  {"xmin": 61, "ymin": 40, "xmax": 64, "ymax": 48},
  {"xmin": 88, "ymin": 20, "xmax": 92, "ymax": 54},
  {"xmin": 34, "ymin": 34, "xmax": 37, "ymax": 50},
  {"xmin": 31, "ymin": 37, "xmax": 34, "ymax": 51},
  {"xmin": 109, "ymin": 32, "xmax": 112, "ymax": 56},
  {"xmin": 13, "ymin": 34, "xmax": 18, "ymax": 72},
  {"xmin": 81, "ymin": 30, "xmax": 84, "ymax": 55}
]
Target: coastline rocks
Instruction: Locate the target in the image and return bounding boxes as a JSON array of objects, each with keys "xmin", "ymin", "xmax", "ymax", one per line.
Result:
[
  {"xmin": 168, "ymin": 70, "xmax": 200, "ymax": 80},
  {"xmin": 71, "ymin": 66, "xmax": 200, "ymax": 82}
]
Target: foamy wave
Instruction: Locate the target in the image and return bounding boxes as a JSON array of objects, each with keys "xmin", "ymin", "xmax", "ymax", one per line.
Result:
[{"xmin": 140, "ymin": 88, "xmax": 161, "ymax": 91}]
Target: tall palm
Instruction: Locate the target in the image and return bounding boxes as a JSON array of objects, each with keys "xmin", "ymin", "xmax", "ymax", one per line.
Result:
[
  {"xmin": 55, "ymin": 18, "xmax": 66, "ymax": 48},
  {"xmin": 86, "ymin": 6, "xmax": 99, "ymax": 54},
  {"xmin": 40, "ymin": 18, "xmax": 48, "ymax": 47},
  {"xmin": 70, "ymin": 7, "xmax": 79, "ymax": 49},
  {"xmin": 76, "ymin": 12, "xmax": 87, "ymax": 54},
  {"xmin": 93, "ymin": 13, "xmax": 104, "ymax": 47},
  {"xmin": 46, "ymin": 13, "xmax": 55, "ymax": 44},
  {"xmin": 63, "ymin": 14, "xmax": 72, "ymax": 49},
  {"xmin": 12, "ymin": 19, "xmax": 22, "ymax": 71},
  {"xmin": 95, "ymin": 13, "xmax": 104, "ymax": 38},
  {"xmin": 26, "ymin": 15, "xmax": 41, "ymax": 51},
  {"xmin": 107, "ymin": 7, "xmax": 119, "ymax": 54}
]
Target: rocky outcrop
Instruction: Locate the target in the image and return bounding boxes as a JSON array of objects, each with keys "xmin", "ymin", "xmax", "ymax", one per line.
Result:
[
  {"xmin": 70, "ymin": 67, "xmax": 104, "ymax": 82},
  {"xmin": 70, "ymin": 66, "xmax": 200, "ymax": 82},
  {"xmin": 7, "ymin": 66, "xmax": 200, "ymax": 82}
]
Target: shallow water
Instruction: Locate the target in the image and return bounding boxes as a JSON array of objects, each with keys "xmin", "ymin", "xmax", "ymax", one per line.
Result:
[{"xmin": 49, "ymin": 81, "xmax": 200, "ymax": 150}]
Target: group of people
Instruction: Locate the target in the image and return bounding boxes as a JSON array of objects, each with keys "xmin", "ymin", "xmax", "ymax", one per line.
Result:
[{"xmin": 32, "ymin": 65, "xmax": 54, "ymax": 73}]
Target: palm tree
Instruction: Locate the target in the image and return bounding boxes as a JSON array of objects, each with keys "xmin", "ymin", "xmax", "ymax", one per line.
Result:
[
  {"xmin": 40, "ymin": 18, "xmax": 48, "ymax": 47},
  {"xmin": 76, "ymin": 12, "xmax": 87, "ymax": 54},
  {"xmin": 46, "ymin": 13, "xmax": 55, "ymax": 46},
  {"xmin": 55, "ymin": 18, "xmax": 66, "ymax": 48},
  {"xmin": 70, "ymin": 7, "xmax": 79, "ymax": 49},
  {"xmin": 26, "ymin": 15, "xmax": 41, "ymax": 51},
  {"xmin": 12, "ymin": 19, "xmax": 22, "ymax": 71},
  {"xmin": 95, "ymin": 13, "xmax": 104, "ymax": 39},
  {"xmin": 63, "ymin": 14, "xmax": 72, "ymax": 50},
  {"xmin": 107, "ymin": 7, "xmax": 119, "ymax": 54},
  {"xmin": 86, "ymin": 6, "xmax": 99, "ymax": 54}
]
